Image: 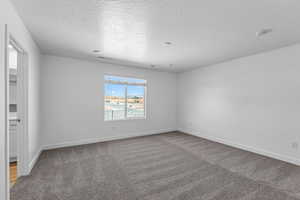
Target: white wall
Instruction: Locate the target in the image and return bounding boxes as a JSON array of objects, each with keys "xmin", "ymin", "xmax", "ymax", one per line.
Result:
[
  {"xmin": 178, "ymin": 43, "xmax": 300, "ymax": 165},
  {"xmin": 40, "ymin": 55, "xmax": 177, "ymax": 148},
  {"xmin": 0, "ymin": 0, "xmax": 41, "ymax": 199}
]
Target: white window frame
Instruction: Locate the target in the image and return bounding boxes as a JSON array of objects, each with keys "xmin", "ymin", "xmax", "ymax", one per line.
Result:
[{"xmin": 104, "ymin": 75, "xmax": 147, "ymax": 121}]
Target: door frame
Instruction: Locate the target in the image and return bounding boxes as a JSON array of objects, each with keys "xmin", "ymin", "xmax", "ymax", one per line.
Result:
[{"xmin": 4, "ymin": 25, "xmax": 29, "ymax": 199}]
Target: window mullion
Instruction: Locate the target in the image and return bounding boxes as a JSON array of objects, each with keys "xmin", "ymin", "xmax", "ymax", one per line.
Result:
[
  {"xmin": 125, "ymin": 85, "xmax": 128, "ymax": 119},
  {"xmin": 143, "ymin": 86, "xmax": 146, "ymax": 118}
]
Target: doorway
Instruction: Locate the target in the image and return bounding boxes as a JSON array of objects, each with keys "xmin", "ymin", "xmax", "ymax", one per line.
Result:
[
  {"xmin": 8, "ymin": 42, "xmax": 19, "ymax": 186},
  {"xmin": 6, "ymin": 35, "xmax": 28, "ymax": 191}
]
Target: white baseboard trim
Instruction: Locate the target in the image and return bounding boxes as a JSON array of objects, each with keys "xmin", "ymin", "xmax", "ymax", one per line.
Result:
[
  {"xmin": 27, "ymin": 147, "xmax": 42, "ymax": 175},
  {"xmin": 43, "ymin": 128, "xmax": 176, "ymax": 150},
  {"xmin": 178, "ymin": 127, "xmax": 300, "ymax": 166}
]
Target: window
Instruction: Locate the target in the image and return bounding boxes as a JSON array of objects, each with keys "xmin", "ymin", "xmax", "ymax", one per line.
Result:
[{"xmin": 104, "ymin": 75, "xmax": 146, "ymax": 121}]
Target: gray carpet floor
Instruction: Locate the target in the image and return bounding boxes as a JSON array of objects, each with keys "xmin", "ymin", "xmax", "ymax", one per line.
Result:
[{"xmin": 11, "ymin": 132, "xmax": 300, "ymax": 200}]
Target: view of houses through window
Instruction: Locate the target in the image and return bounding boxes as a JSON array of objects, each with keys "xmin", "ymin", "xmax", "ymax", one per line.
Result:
[{"xmin": 104, "ymin": 75, "xmax": 146, "ymax": 121}]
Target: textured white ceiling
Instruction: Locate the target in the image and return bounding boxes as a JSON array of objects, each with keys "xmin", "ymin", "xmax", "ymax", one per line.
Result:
[{"xmin": 10, "ymin": 0, "xmax": 300, "ymax": 72}]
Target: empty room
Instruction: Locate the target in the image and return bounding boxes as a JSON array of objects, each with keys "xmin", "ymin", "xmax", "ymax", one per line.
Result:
[{"xmin": 1, "ymin": 0, "xmax": 300, "ymax": 199}]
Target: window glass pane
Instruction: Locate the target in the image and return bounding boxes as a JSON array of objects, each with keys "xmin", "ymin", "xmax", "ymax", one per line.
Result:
[
  {"xmin": 127, "ymin": 85, "xmax": 145, "ymax": 118},
  {"xmin": 104, "ymin": 83, "xmax": 126, "ymax": 120}
]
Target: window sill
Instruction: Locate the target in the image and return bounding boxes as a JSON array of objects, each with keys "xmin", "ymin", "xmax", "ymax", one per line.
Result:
[{"xmin": 104, "ymin": 117, "xmax": 146, "ymax": 122}]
